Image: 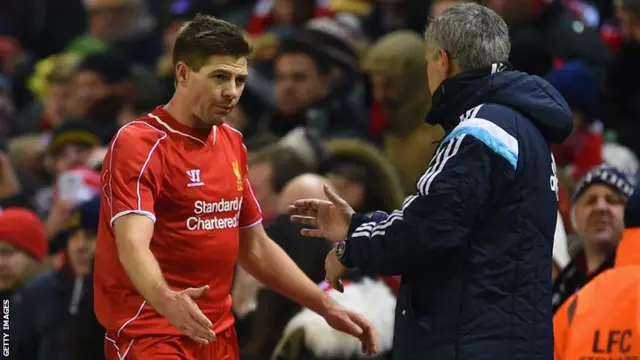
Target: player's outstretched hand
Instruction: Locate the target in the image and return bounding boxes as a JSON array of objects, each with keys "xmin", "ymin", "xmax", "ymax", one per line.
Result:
[
  {"xmin": 323, "ymin": 304, "xmax": 378, "ymax": 355},
  {"xmin": 288, "ymin": 184, "xmax": 355, "ymax": 242},
  {"xmin": 161, "ymin": 285, "xmax": 216, "ymax": 344}
]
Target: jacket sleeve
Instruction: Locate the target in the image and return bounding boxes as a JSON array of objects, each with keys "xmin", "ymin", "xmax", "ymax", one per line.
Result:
[{"xmin": 344, "ymin": 132, "xmax": 515, "ymax": 275}]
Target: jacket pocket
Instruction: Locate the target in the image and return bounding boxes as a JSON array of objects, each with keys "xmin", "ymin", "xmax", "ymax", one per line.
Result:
[{"xmin": 396, "ymin": 285, "xmax": 432, "ymax": 332}]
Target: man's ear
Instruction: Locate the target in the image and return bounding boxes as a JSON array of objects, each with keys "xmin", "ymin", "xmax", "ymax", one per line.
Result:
[
  {"xmin": 175, "ymin": 61, "xmax": 190, "ymax": 87},
  {"xmin": 439, "ymin": 48, "xmax": 462, "ymax": 76}
]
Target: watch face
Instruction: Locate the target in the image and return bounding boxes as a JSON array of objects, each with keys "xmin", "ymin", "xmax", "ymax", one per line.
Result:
[{"xmin": 336, "ymin": 241, "xmax": 346, "ymax": 258}]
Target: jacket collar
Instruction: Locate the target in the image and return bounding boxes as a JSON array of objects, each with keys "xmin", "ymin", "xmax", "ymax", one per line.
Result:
[{"xmin": 426, "ymin": 62, "xmax": 512, "ymax": 133}]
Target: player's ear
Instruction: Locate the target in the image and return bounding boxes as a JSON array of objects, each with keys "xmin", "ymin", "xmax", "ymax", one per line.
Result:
[{"xmin": 175, "ymin": 61, "xmax": 190, "ymax": 86}]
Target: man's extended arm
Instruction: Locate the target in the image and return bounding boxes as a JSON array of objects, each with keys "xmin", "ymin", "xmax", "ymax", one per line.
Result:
[
  {"xmin": 113, "ymin": 214, "xmax": 214, "ymax": 342},
  {"xmin": 113, "ymin": 214, "xmax": 172, "ymax": 310},
  {"xmin": 343, "ymin": 132, "xmax": 515, "ymax": 276},
  {"xmin": 238, "ymin": 224, "xmax": 333, "ymax": 316}
]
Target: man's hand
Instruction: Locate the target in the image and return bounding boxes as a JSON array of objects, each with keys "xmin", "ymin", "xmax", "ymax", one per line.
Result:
[
  {"xmin": 325, "ymin": 248, "xmax": 348, "ymax": 293},
  {"xmin": 157, "ymin": 285, "xmax": 216, "ymax": 344},
  {"xmin": 322, "ymin": 304, "xmax": 379, "ymax": 355},
  {"xmin": 288, "ymin": 184, "xmax": 355, "ymax": 242}
]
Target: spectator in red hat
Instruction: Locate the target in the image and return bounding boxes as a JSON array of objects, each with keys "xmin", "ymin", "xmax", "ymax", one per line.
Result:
[
  {"xmin": 13, "ymin": 195, "xmax": 100, "ymax": 360},
  {"xmin": 0, "ymin": 207, "xmax": 48, "ymax": 299}
]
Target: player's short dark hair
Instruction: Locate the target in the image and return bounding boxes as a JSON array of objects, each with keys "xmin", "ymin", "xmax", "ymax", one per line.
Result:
[
  {"xmin": 173, "ymin": 14, "xmax": 251, "ymax": 71},
  {"xmin": 275, "ymin": 38, "xmax": 332, "ymax": 75}
]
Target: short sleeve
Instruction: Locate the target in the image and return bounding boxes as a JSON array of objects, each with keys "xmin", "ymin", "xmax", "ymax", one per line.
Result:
[
  {"xmin": 239, "ymin": 144, "xmax": 262, "ymax": 228},
  {"xmin": 104, "ymin": 124, "xmax": 166, "ymax": 227}
]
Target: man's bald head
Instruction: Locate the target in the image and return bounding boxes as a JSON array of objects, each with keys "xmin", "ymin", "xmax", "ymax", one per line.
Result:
[{"xmin": 278, "ymin": 174, "xmax": 335, "ymax": 213}]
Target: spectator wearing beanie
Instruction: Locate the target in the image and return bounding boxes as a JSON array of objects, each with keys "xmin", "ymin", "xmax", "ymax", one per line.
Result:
[
  {"xmin": 0, "ymin": 207, "xmax": 48, "ymax": 299},
  {"xmin": 47, "ymin": 119, "xmax": 100, "ymax": 178},
  {"xmin": 547, "ymin": 61, "xmax": 604, "ymax": 184},
  {"xmin": 13, "ymin": 195, "xmax": 101, "ymax": 360},
  {"xmin": 552, "ymin": 164, "xmax": 635, "ymax": 312},
  {"xmin": 553, "ymin": 181, "xmax": 640, "ymax": 359}
]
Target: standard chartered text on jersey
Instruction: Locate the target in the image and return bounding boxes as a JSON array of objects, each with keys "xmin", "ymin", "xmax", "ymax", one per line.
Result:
[
  {"xmin": 194, "ymin": 198, "xmax": 242, "ymax": 214},
  {"xmin": 187, "ymin": 198, "xmax": 243, "ymax": 231},
  {"xmin": 186, "ymin": 214, "xmax": 240, "ymax": 230}
]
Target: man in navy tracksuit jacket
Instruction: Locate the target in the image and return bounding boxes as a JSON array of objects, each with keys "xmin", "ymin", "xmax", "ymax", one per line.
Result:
[{"xmin": 321, "ymin": 4, "xmax": 575, "ymax": 360}]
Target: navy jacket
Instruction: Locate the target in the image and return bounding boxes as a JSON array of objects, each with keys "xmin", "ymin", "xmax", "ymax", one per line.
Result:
[{"xmin": 342, "ymin": 63, "xmax": 573, "ymax": 360}]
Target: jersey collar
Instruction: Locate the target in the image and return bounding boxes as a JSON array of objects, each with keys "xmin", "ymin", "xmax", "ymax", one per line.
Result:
[{"xmin": 152, "ymin": 106, "xmax": 213, "ymax": 143}]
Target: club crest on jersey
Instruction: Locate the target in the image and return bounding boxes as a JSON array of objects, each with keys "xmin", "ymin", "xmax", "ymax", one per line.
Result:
[
  {"xmin": 187, "ymin": 169, "xmax": 204, "ymax": 187},
  {"xmin": 232, "ymin": 160, "xmax": 243, "ymax": 191}
]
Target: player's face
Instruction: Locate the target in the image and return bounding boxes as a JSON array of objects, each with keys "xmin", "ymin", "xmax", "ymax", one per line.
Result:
[
  {"xmin": 573, "ymin": 184, "xmax": 625, "ymax": 251},
  {"xmin": 0, "ymin": 241, "xmax": 36, "ymax": 290},
  {"xmin": 186, "ymin": 55, "xmax": 248, "ymax": 126}
]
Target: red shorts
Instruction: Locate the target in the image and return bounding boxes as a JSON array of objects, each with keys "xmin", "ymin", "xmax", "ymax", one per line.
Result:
[{"xmin": 104, "ymin": 327, "xmax": 239, "ymax": 360}]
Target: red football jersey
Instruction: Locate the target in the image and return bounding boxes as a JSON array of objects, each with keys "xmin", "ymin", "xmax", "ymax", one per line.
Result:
[{"xmin": 94, "ymin": 106, "xmax": 262, "ymax": 337}]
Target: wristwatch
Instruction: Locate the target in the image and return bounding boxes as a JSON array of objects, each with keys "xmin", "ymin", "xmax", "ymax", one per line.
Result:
[{"xmin": 335, "ymin": 241, "xmax": 352, "ymax": 268}]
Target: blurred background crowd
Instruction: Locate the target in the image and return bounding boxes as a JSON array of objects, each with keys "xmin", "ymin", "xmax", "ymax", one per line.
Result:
[{"xmin": 2, "ymin": 0, "xmax": 640, "ymax": 359}]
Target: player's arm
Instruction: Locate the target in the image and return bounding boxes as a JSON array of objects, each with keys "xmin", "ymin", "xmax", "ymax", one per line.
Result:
[
  {"xmin": 343, "ymin": 132, "xmax": 515, "ymax": 275},
  {"xmin": 234, "ymin": 141, "xmax": 333, "ymax": 315},
  {"xmin": 112, "ymin": 215, "xmax": 172, "ymax": 311},
  {"xmin": 234, "ymin": 144, "xmax": 377, "ymax": 353},
  {"xmin": 238, "ymin": 224, "xmax": 334, "ymax": 316},
  {"xmin": 105, "ymin": 126, "xmax": 214, "ymax": 343}
]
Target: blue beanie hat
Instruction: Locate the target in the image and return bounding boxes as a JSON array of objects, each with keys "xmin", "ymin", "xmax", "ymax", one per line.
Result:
[
  {"xmin": 49, "ymin": 194, "xmax": 101, "ymax": 254},
  {"xmin": 545, "ymin": 60, "xmax": 600, "ymax": 121},
  {"xmin": 73, "ymin": 194, "xmax": 101, "ymax": 233},
  {"xmin": 573, "ymin": 164, "xmax": 635, "ymax": 203}
]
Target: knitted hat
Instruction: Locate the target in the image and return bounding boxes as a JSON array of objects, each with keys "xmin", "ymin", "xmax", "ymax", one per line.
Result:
[
  {"xmin": 50, "ymin": 194, "xmax": 101, "ymax": 253},
  {"xmin": 71, "ymin": 194, "xmax": 101, "ymax": 233},
  {"xmin": 48, "ymin": 119, "xmax": 100, "ymax": 154},
  {"xmin": 545, "ymin": 60, "xmax": 600, "ymax": 121},
  {"xmin": 572, "ymin": 164, "xmax": 635, "ymax": 202},
  {"xmin": 0, "ymin": 208, "xmax": 48, "ymax": 260}
]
